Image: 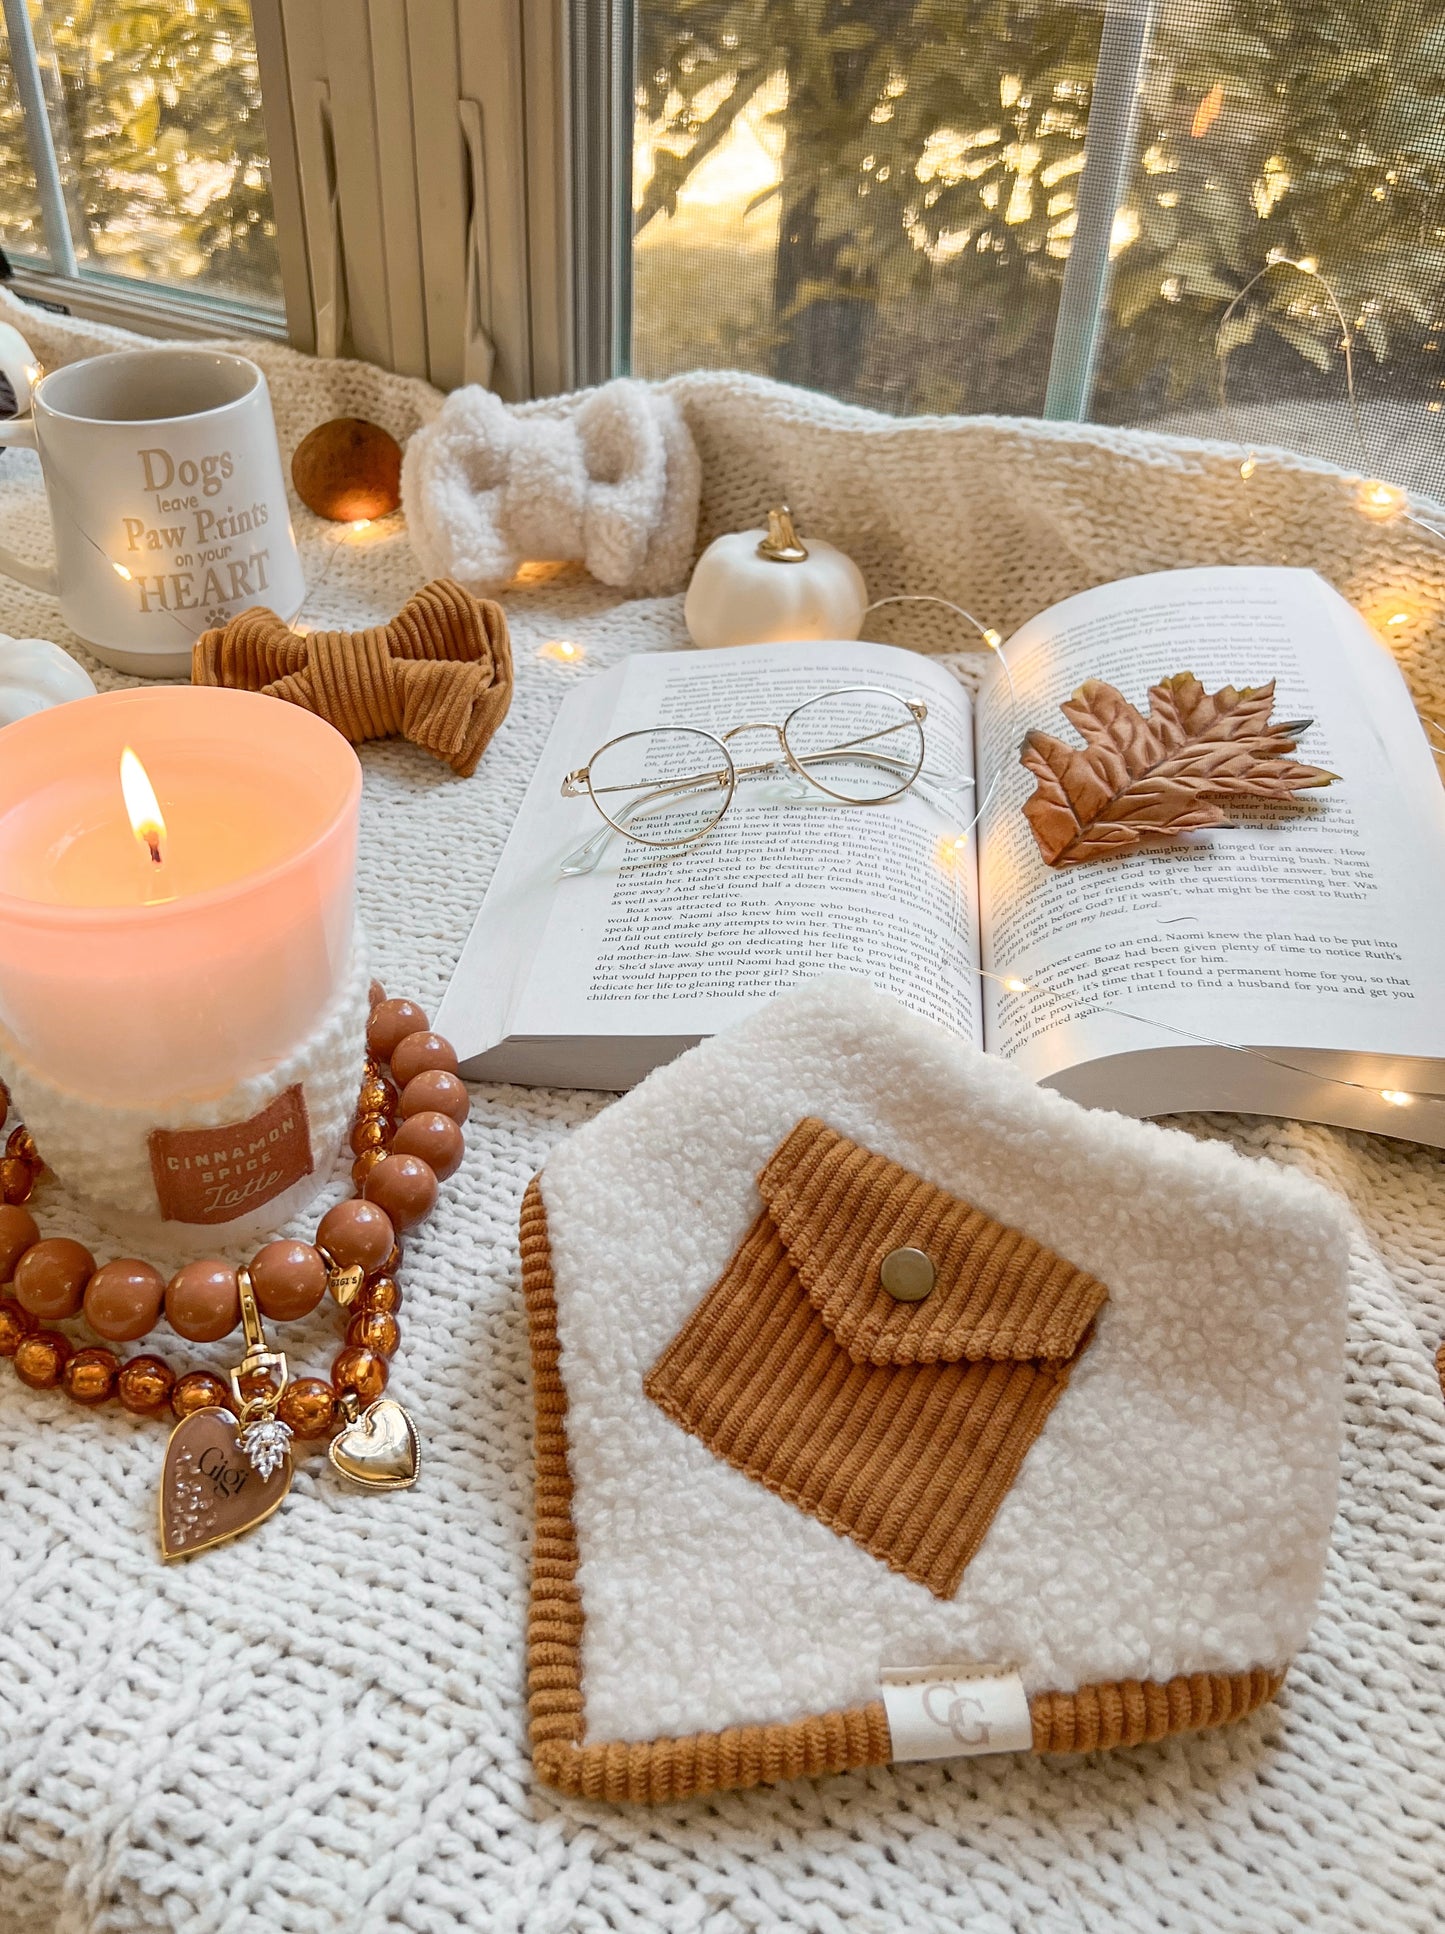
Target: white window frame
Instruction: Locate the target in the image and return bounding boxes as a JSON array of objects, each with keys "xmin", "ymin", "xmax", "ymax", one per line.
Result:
[{"xmin": 3, "ymin": 0, "xmax": 1153, "ymax": 419}]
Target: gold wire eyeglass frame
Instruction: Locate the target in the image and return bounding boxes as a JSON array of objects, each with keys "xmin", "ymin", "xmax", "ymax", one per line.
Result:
[{"xmin": 560, "ymin": 685, "xmax": 930, "ymax": 852}]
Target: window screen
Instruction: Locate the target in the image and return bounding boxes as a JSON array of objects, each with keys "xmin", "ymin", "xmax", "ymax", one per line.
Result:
[
  {"xmin": 630, "ymin": 0, "xmax": 1445, "ymax": 502},
  {"xmin": 0, "ymin": 0, "xmax": 282, "ymax": 316}
]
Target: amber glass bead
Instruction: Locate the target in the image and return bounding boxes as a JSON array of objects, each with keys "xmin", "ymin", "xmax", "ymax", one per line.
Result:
[
  {"xmin": 0, "ymin": 1299, "xmax": 35, "ymax": 1355},
  {"xmin": 346, "ymin": 1309, "xmax": 400, "ymax": 1357},
  {"xmin": 389, "ymin": 1030, "xmax": 459, "ymax": 1087},
  {"xmin": 317, "ymin": 1197, "xmax": 395, "ymax": 1273},
  {"xmin": 166, "ymin": 1260, "xmax": 240, "ymax": 1343},
  {"xmin": 391, "ymin": 1109, "xmax": 464, "ymax": 1181},
  {"xmin": 0, "ymin": 1157, "xmax": 34, "ymax": 1205},
  {"xmin": 357, "ymin": 1076, "xmax": 396, "ymax": 1118},
  {"xmin": 6, "ymin": 1125, "xmax": 38, "ymax": 1165},
  {"xmin": 332, "ymin": 1344, "xmax": 388, "ymax": 1405},
  {"xmin": 351, "ymin": 1149, "xmax": 387, "ymax": 1192},
  {"xmin": 14, "ymin": 1329, "xmax": 71, "ymax": 1388},
  {"xmin": 363, "ymin": 1152, "xmax": 437, "ymax": 1232},
  {"xmin": 0, "ymin": 1203, "xmax": 39, "ymax": 1281},
  {"xmin": 63, "ymin": 1345, "xmax": 119, "ymax": 1406},
  {"xmin": 277, "ymin": 1376, "xmax": 337, "ymax": 1438},
  {"xmin": 350, "ymin": 1115, "xmax": 391, "ymax": 1157},
  {"xmin": 367, "ymin": 997, "xmax": 428, "ymax": 1062},
  {"xmin": 84, "ymin": 1258, "xmax": 166, "ymax": 1343},
  {"xmin": 360, "ymin": 1275, "xmax": 402, "ymax": 1316},
  {"xmin": 171, "ymin": 1370, "xmax": 232, "ymax": 1419},
  {"xmin": 14, "ymin": 1238, "xmax": 94, "ymax": 1320},
  {"xmin": 250, "ymin": 1239, "xmax": 329, "ymax": 1322},
  {"xmin": 116, "ymin": 1354, "xmax": 175, "ymax": 1415},
  {"xmin": 399, "ymin": 1069, "xmax": 469, "ymax": 1126},
  {"xmin": 368, "ymin": 977, "xmax": 387, "ymax": 1010}
]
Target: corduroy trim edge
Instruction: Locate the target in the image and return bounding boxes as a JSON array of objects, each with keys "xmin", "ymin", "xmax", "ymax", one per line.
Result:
[{"xmin": 520, "ymin": 1176, "xmax": 1287, "ymax": 1804}]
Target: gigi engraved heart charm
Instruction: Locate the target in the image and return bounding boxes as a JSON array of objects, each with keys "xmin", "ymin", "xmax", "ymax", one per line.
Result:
[
  {"xmin": 160, "ymin": 1407, "xmax": 292, "ymax": 1560},
  {"xmin": 328, "ymin": 1397, "xmax": 420, "ymax": 1492}
]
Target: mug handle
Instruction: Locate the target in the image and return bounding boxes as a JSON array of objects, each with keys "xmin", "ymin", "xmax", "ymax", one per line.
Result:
[{"xmin": 0, "ymin": 418, "xmax": 60, "ymax": 596}]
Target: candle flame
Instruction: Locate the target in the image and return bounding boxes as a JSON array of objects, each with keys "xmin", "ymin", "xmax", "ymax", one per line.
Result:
[{"xmin": 120, "ymin": 747, "xmax": 166, "ymax": 866}]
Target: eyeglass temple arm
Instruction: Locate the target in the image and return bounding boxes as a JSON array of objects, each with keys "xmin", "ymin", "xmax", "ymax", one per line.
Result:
[{"xmin": 559, "ymin": 773, "xmax": 732, "ymax": 875}]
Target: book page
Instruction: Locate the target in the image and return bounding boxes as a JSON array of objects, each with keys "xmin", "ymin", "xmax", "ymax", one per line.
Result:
[
  {"xmin": 973, "ymin": 567, "xmax": 1445, "ymax": 1108},
  {"xmin": 438, "ymin": 639, "xmax": 982, "ymax": 1078}
]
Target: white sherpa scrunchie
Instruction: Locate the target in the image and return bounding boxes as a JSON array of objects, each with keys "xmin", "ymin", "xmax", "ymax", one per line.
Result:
[{"xmin": 401, "ymin": 378, "xmax": 701, "ymax": 595}]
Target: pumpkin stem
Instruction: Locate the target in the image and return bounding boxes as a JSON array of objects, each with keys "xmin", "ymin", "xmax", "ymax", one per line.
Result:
[{"xmin": 757, "ymin": 505, "xmax": 809, "ymax": 563}]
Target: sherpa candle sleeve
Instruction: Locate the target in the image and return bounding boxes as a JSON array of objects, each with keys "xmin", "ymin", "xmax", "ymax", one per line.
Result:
[{"xmin": 520, "ymin": 977, "xmax": 1350, "ymax": 1804}]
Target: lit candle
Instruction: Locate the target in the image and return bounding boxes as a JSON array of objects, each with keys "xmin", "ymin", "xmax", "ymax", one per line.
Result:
[{"xmin": 0, "ymin": 688, "xmax": 360, "ymax": 1108}]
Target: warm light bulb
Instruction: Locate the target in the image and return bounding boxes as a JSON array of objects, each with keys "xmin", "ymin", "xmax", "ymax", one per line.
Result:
[
  {"xmin": 1380, "ymin": 1089, "xmax": 1412, "ymax": 1107},
  {"xmin": 1387, "ymin": 612, "xmax": 1408, "ymax": 627},
  {"xmin": 120, "ymin": 746, "xmax": 166, "ymax": 866},
  {"xmin": 982, "ymin": 627, "xmax": 1003, "ymax": 649},
  {"xmin": 112, "ymin": 561, "xmax": 133, "ymax": 581},
  {"xmin": 1297, "ymin": 256, "xmax": 1319, "ymax": 275},
  {"xmin": 1358, "ymin": 479, "xmax": 1404, "ymax": 521},
  {"xmin": 351, "ymin": 519, "xmax": 372, "ymax": 533},
  {"xmin": 539, "ymin": 639, "xmax": 585, "ymax": 663},
  {"xmin": 1239, "ymin": 455, "xmax": 1257, "ymax": 479},
  {"xmin": 1003, "ymin": 976, "xmax": 1031, "ymax": 994}
]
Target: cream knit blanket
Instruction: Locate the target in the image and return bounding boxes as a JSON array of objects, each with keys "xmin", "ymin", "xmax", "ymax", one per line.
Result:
[{"xmin": 0, "ymin": 290, "xmax": 1442, "ymax": 1934}]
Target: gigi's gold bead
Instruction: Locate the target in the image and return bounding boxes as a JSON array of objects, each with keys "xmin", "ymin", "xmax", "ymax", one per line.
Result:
[
  {"xmin": 332, "ymin": 1345, "xmax": 388, "ymax": 1406},
  {"xmin": 14, "ymin": 1330, "xmax": 71, "ymax": 1389},
  {"xmin": 6, "ymin": 1125, "xmax": 39, "ymax": 1166},
  {"xmin": 351, "ymin": 1148, "xmax": 387, "ymax": 1192},
  {"xmin": 0, "ymin": 1299, "xmax": 35, "ymax": 1356},
  {"xmin": 116, "ymin": 1355, "xmax": 175, "ymax": 1415},
  {"xmin": 63, "ymin": 1346, "xmax": 120, "ymax": 1406},
  {"xmin": 277, "ymin": 1376, "xmax": 337, "ymax": 1438},
  {"xmin": 360, "ymin": 1276, "xmax": 401, "ymax": 1316},
  {"xmin": 171, "ymin": 1370, "xmax": 231, "ymax": 1419},
  {"xmin": 357, "ymin": 1077, "xmax": 395, "ymax": 1118}
]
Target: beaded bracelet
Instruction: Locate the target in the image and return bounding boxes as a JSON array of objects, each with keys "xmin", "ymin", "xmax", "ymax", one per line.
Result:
[{"xmin": 0, "ymin": 987, "xmax": 467, "ymax": 1559}]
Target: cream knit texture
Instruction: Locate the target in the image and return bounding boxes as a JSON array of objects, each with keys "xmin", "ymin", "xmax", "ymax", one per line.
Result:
[
  {"xmin": 0, "ymin": 942, "xmax": 368, "ymax": 1245},
  {"xmin": 0, "ymin": 289, "xmax": 1443, "ymax": 1933}
]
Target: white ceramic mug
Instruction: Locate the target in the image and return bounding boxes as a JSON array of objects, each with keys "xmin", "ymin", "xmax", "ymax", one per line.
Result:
[{"xmin": 0, "ymin": 347, "xmax": 304, "ymax": 676}]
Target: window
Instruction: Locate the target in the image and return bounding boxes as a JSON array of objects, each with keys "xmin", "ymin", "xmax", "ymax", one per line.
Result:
[
  {"xmin": 0, "ymin": 0, "xmax": 284, "ymax": 329},
  {"xmin": 628, "ymin": 0, "xmax": 1445, "ymax": 500}
]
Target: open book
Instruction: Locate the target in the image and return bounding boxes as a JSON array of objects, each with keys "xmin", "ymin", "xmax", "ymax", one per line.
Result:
[{"xmin": 437, "ymin": 566, "xmax": 1445, "ymax": 1143}]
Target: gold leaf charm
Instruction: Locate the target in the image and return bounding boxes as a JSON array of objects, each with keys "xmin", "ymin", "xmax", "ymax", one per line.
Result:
[
  {"xmin": 328, "ymin": 1398, "xmax": 420, "ymax": 1492},
  {"xmin": 328, "ymin": 1262, "xmax": 365, "ymax": 1309},
  {"xmin": 160, "ymin": 1407, "xmax": 292, "ymax": 1561}
]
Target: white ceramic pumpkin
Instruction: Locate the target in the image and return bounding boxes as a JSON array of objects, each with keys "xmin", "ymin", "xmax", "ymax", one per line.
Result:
[
  {"xmin": 684, "ymin": 505, "xmax": 868, "ymax": 649},
  {"xmin": 0, "ymin": 635, "xmax": 96, "ymax": 729}
]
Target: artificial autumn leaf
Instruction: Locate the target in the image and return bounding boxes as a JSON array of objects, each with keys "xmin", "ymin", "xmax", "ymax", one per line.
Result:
[{"xmin": 1020, "ymin": 673, "xmax": 1338, "ymax": 868}]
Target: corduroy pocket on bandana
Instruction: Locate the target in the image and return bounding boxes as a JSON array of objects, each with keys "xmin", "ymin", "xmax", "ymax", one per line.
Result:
[{"xmin": 644, "ymin": 1117, "xmax": 1109, "ymax": 1598}]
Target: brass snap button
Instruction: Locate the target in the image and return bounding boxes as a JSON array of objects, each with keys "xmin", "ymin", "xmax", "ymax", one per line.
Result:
[{"xmin": 880, "ymin": 1246, "xmax": 935, "ymax": 1302}]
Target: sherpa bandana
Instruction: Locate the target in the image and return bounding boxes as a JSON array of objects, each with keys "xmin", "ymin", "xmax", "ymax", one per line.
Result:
[{"xmin": 521, "ymin": 977, "xmax": 1349, "ymax": 1804}]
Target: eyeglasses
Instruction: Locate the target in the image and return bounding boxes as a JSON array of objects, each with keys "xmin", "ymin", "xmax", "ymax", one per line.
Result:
[{"xmin": 559, "ymin": 685, "xmax": 949, "ymax": 871}]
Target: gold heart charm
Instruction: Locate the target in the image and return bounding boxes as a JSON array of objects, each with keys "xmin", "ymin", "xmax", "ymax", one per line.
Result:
[
  {"xmin": 328, "ymin": 1262, "xmax": 365, "ymax": 1309},
  {"xmin": 328, "ymin": 1398, "xmax": 420, "ymax": 1492},
  {"xmin": 160, "ymin": 1407, "xmax": 291, "ymax": 1561}
]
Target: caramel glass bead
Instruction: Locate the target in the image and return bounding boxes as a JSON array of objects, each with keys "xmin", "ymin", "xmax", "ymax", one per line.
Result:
[
  {"xmin": 346, "ymin": 1308, "xmax": 400, "ymax": 1357},
  {"xmin": 277, "ymin": 1376, "xmax": 337, "ymax": 1438},
  {"xmin": 250, "ymin": 1240, "xmax": 328, "ymax": 1322},
  {"xmin": 63, "ymin": 1345, "xmax": 119, "ymax": 1406},
  {"xmin": 363, "ymin": 1152, "xmax": 438, "ymax": 1232},
  {"xmin": 399, "ymin": 1068, "xmax": 469, "ymax": 1126},
  {"xmin": 390, "ymin": 1030, "xmax": 459, "ymax": 1087},
  {"xmin": 165, "ymin": 1260, "xmax": 241, "ymax": 1343},
  {"xmin": 368, "ymin": 977, "xmax": 387, "ymax": 1009},
  {"xmin": 391, "ymin": 1109, "xmax": 464, "ymax": 1181},
  {"xmin": 116, "ymin": 1354, "xmax": 176, "ymax": 1415},
  {"xmin": 317, "ymin": 1198, "xmax": 396, "ymax": 1273},
  {"xmin": 1, "ymin": 1157, "xmax": 34, "ymax": 1205},
  {"xmin": 360, "ymin": 1275, "xmax": 402, "ymax": 1316},
  {"xmin": 14, "ymin": 1329, "xmax": 71, "ymax": 1388},
  {"xmin": 14, "ymin": 1238, "xmax": 94, "ymax": 1320},
  {"xmin": 84, "ymin": 1258, "xmax": 165, "ymax": 1344},
  {"xmin": 350, "ymin": 1115, "xmax": 391, "ymax": 1157},
  {"xmin": 367, "ymin": 997, "xmax": 428, "ymax": 1062},
  {"xmin": 332, "ymin": 1344, "xmax": 388, "ymax": 1405},
  {"xmin": 0, "ymin": 1299, "xmax": 35, "ymax": 1356},
  {"xmin": 0, "ymin": 1203, "xmax": 39, "ymax": 1281},
  {"xmin": 171, "ymin": 1369, "xmax": 232, "ymax": 1419}
]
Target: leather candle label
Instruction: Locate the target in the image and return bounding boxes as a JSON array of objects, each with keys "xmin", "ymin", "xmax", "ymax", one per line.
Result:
[{"xmin": 149, "ymin": 1086, "xmax": 313, "ymax": 1224}]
